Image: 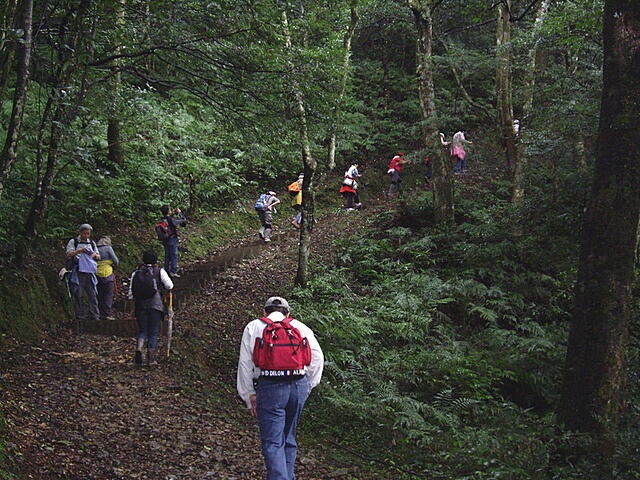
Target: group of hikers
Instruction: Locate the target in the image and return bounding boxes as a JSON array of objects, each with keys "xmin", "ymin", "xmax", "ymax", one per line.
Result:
[
  {"xmin": 64, "ymin": 219, "xmax": 322, "ymax": 480},
  {"xmin": 63, "ymin": 205, "xmax": 186, "ymax": 366},
  {"xmin": 337, "ymin": 129, "xmax": 473, "ymax": 209},
  {"xmin": 252, "ymin": 129, "xmax": 473, "ymax": 242},
  {"xmin": 62, "ymin": 132, "xmax": 471, "ymax": 478}
]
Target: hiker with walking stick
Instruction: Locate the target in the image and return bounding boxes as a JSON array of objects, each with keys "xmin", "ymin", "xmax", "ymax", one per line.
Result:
[{"xmin": 128, "ymin": 250, "xmax": 173, "ymax": 366}]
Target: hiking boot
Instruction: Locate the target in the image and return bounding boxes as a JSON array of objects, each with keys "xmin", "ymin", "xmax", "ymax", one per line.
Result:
[
  {"xmin": 148, "ymin": 348, "xmax": 158, "ymax": 366},
  {"xmin": 170, "ymin": 272, "xmax": 181, "ymax": 278},
  {"xmin": 135, "ymin": 338, "xmax": 145, "ymax": 365}
]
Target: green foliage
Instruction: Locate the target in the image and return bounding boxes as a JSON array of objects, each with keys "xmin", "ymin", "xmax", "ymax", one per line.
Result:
[
  {"xmin": 293, "ymin": 168, "xmax": 622, "ymax": 477},
  {"xmin": 0, "ymin": 269, "xmax": 68, "ymax": 347}
]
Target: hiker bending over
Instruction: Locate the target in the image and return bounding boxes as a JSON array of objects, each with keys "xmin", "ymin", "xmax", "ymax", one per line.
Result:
[
  {"xmin": 128, "ymin": 250, "xmax": 173, "ymax": 366},
  {"xmin": 340, "ymin": 162, "xmax": 363, "ymax": 210},
  {"xmin": 255, "ymin": 191, "xmax": 280, "ymax": 243},
  {"xmin": 96, "ymin": 236, "xmax": 119, "ymax": 321},
  {"xmin": 237, "ymin": 297, "xmax": 324, "ymax": 480},
  {"xmin": 387, "ymin": 152, "xmax": 407, "ymax": 196},
  {"xmin": 66, "ymin": 223, "xmax": 100, "ymax": 323},
  {"xmin": 159, "ymin": 205, "xmax": 186, "ymax": 278}
]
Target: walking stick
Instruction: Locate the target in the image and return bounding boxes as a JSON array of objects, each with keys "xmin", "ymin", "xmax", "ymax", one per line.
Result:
[{"xmin": 166, "ymin": 291, "xmax": 174, "ymax": 358}]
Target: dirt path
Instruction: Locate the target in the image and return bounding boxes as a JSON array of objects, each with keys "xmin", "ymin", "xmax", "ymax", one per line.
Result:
[{"xmin": 1, "ymin": 205, "xmax": 379, "ymax": 479}]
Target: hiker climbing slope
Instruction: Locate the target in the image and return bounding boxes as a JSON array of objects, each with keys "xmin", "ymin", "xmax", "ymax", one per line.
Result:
[{"xmin": 129, "ymin": 250, "xmax": 174, "ymax": 366}]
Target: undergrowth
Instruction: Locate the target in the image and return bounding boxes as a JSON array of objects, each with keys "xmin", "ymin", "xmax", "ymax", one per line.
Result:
[{"xmin": 291, "ymin": 178, "xmax": 640, "ymax": 478}]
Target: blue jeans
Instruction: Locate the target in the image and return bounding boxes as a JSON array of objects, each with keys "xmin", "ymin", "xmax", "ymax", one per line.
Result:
[
  {"xmin": 163, "ymin": 237, "xmax": 178, "ymax": 274},
  {"xmin": 257, "ymin": 376, "xmax": 310, "ymax": 480},
  {"xmin": 136, "ymin": 308, "xmax": 162, "ymax": 349},
  {"xmin": 454, "ymin": 158, "xmax": 466, "ymax": 174}
]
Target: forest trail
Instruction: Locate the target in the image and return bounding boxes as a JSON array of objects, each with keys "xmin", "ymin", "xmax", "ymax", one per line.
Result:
[{"xmin": 1, "ymin": 195, "xmax": 388, "ymax": 480}]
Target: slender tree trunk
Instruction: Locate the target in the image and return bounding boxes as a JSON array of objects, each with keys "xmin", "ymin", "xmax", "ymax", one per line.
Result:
[
  {"xmin": 23, "ymin": 0, "xmax": 92, "ymax": 243},
  {"xmin": 106, "ymin": 0, "xmax": 125, "ymax": 170},
  {"xmin": 281, "ymin": 11, "xmax": 317, "ymax": 288},
  {"xmin": 496, "ymin": 0, "xmax": 517, "ymax": 170},
  {"xmin": 511, "ymin": 0, "xmax": 550, "ymax": 206},
  {"xmin": 559, "ymin": 0, "xmax": 640, "ymax": 445},
  {"xmin": 328, "ymin": 0, "xmax": 358, "ymax": 170},
  {"xmin": 0, "ymin": 0, "xmax": 33, "ymax": 201},
  {"xmin": 0, "ymin": 0, "xmax": 20, "ymax": 112},
  {"xmin": 410, "ymin": 0, "xmax": 454, "ymax": 227}
]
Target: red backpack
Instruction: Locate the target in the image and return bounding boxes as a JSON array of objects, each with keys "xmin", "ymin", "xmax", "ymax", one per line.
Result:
[
  {"xmin": 253, "ymin": 317, "xmax": 312, "ymax": 371},
  {"xmin": 155, "ymin": 220, "xmax": 171, "ymax": 241}
]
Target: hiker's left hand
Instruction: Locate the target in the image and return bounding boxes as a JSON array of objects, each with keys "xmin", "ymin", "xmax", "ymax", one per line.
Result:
[{"xmin": 249, "ymin": 394, "xmax": 257, "ymax": 417}]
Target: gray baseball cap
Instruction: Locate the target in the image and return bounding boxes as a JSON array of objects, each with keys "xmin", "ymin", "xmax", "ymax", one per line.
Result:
[
  {"xmin": 264, "ymin": 296, "xmax": 290, "ymax": 310},
  {"xmin": 79, "ymin": 223, "xmax": 93, "ymax": 231}
]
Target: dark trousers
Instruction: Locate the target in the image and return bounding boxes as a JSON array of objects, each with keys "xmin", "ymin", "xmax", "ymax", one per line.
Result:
[
  {"xmin": 97, "ymin": 276, "xmax": 115, "ymax": 319},
  {"xmin": 73, "ymin": 272, "xmax": 100, "ymax": 321}
]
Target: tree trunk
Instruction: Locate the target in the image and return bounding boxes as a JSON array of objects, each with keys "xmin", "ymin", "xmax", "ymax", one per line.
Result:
[
  {"xmin": 0, "ymin": 0, "xmax": 20, "ymax": 113},
  {"xmin": 23, "ymin": 0, "xmax": 92, "ymax": 243},
  {"xmin": 496, "ymin": 0, "xmax": 518, "ymax": 170},
  {"xmin": 106, "ymin": 0, "xmax": 125, "ymax": 170},
  {"xmin": 0, "ymin": 0, "xmax": 33, "ymax": 201},
  {"xmin": 410, "ymin": 0, "xmax": 454, "ymax": 227},
  {"xmin": 559, "ymin": 0, "xmax": 640, "ymax": 443},
  {"xmin": 511, "ymin": 0, "xmax": 550, "ymax": 206},
  {"xmin": 328, "ymin": 0, "xmax": 358, "ymax": 170},
  {"xmin": 281, "ymin": 10, "xmax": 317, "ymax": 288}
]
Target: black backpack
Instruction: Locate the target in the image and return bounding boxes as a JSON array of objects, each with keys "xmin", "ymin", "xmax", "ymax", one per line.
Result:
[{"xmin": 131, "ymin": 265, "xmax": 161, "ymax": 299}]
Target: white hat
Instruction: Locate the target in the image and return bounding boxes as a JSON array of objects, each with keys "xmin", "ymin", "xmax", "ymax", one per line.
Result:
[{"xmin": 264, "ymin": 297, "xmax": 290, "ymax": 311}]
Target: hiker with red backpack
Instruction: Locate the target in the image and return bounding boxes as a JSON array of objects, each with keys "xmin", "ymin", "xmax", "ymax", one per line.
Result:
[
  {"xmin": 237, "ymin": 296, "xmax": 324, "ymax": 480},
  {"xmin": 158, "ymin": 205, "xmax": 186, "ymax": 278},
  {"xmin": 128, "ymin": 250, "xmax": 174, "ymax": 366}
]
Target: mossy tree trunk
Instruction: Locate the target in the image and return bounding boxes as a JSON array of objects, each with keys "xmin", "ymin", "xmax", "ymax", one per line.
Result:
[
  {"xmin": 0, "ymin": 0, "xmax": 32, "ymax": 201},
  {"xmin": 280, "ymin": 10, "xmax": 317, "ymax": 288},
  {"xmin": 409, "ymin": 0, "xmax": 454, "ymax": 227},
  {"xmin": 496, "ymin": 0, "xmax": 517, "ymax": 173},
  {"xmin": 328, "ymin": 0, "xmax": 358, "ymax": 171}
]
